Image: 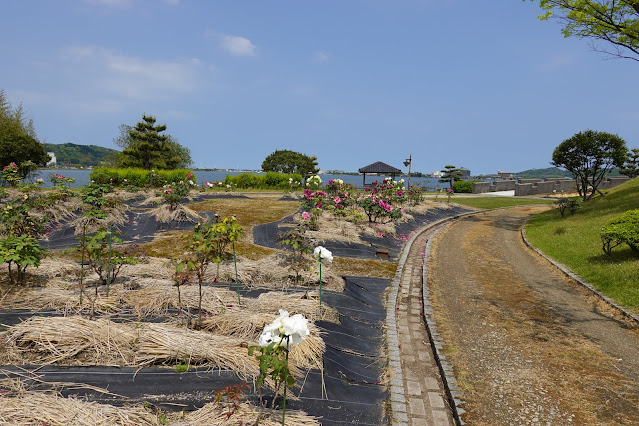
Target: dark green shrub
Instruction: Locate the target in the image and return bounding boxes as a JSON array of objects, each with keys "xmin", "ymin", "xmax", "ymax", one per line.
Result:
[
  {"xmin": 600, "ymin": 209, "xmax": 639, "ymax": 256},
  {"xmin": 224, "ymin": 172, "xmax": 302, "ymax": 189},
  {"xmin": 0, "ymin": 235, "xmax": 46, "ymax": 285},
  {"xmin": 556, "ymin": 197, "xmax": 583, "ymax": 216},
  {"xmin": 452, "ymin": 181, "xmax": 473, "ymax": 193},
  {"xmin": 89, "ymin": 168, "xmax": 195, "ymax": 187}
]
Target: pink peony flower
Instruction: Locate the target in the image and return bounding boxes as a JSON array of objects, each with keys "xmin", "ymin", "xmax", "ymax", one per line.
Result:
[{"xmin": 301, "ymin": 212, "xmax": 311, "ymax": 220}]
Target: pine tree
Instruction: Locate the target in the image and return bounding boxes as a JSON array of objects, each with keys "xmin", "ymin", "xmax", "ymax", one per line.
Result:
[
  {"xmin": 120, "ymin": 115, "xmax": 173, "ymax": 170},
  {"xmin": 439, "ymin": 165, "xmax": 462, "ymax": 188},
  {"xmin": 621, "ymin": 148, "xmax": 639, "ymax": 179}
]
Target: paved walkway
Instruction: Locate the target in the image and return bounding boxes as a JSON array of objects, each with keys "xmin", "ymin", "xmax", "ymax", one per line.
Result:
[{"xmin": 388, "ymin": 226, "xmax": 455, "ymax": 425}]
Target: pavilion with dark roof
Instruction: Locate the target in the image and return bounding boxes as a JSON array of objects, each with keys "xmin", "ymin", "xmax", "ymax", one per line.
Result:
[{"xmin": 358, "ymin": 161, "xmax": 403, "ymax": 187}]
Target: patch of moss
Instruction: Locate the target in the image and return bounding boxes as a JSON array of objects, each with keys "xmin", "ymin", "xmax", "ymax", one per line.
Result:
[
  {"xmin": 139, "ymin": 230, "xmax": 191, "ymax": 258},
  {"xmin": 332, "ymin": 257, "xmax": 397, "ymax": 279},
  {"xmin": 189, "ymin": 198, "xmax": 299, "ymax": 227}
]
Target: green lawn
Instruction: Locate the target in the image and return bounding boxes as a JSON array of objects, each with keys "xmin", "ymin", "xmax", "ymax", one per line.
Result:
[
  {"xmin": 525, "ymin": 178, "xmax": 639, "ymax": 313},
  {"xmin": 447, "ymin": 197, "xmax": 555, "ymax": 210}
]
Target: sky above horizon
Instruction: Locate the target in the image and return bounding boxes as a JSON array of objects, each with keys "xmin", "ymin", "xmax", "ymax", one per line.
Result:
[{"xmin": 1, "ymin": 0, "xmax": 637, "ymax": 175}]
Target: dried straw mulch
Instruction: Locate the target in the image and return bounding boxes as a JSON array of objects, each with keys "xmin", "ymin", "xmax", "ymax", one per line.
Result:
[
  {"xmin": 186, "ymin": 401, "xmax": 320, "ymax": 425},
  {"xmin": 2, "ymin": 316, "xmax": 138, "ymax": 366},
  {"xmin": 214, "ymin": 253, "xmax": 344, "ymax": 291},
  {"xmin": 0, "ymin": 390, "xmax": 159, "ymax": 425},
  {"xmin": 70, "ymin": 205, "xmax": 130, "ymax": 234},
  {"xmin": 2, "ymin": 316, "xmax": 325, "ymax": 383},
  {"xmin": 0, "ymin": 390, "xmax": 320, "ymax": 426},
  {"xmin": 0, "ymin": 368, "xmax": 320, "ymax": 425},
  {"xmin": 151, "ymin": 204, "xmax": 202, "ymax": 223}
]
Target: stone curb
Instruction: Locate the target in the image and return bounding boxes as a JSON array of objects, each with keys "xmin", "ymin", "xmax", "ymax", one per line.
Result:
[
  {"xmin": 386, "ymin": 205, "xmax": 554, "ymax": 424},
  {"xmin": 521, "ymin": 222, "xmax": 639, "ymax": 327},
  {"xmin": 387, "ymin": 211, "xmax": 478, "ymax": 425}
]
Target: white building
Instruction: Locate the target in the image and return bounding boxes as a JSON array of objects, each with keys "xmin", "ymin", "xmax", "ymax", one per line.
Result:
[{"xmin": 46, "ymin": 152, "xmax": 57, "ymax": 167}]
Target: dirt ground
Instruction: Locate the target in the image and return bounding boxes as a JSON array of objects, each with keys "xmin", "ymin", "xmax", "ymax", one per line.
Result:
[{"xmin": 429, "ymin": 206, "xmax": 639, "ymax": 425}]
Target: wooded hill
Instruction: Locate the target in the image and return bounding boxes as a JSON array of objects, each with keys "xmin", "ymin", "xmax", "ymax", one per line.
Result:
[
  {"xmin": 515, "ymin": 167, "xmax": 572, "ymax": 179},
  {"xmin": 516, "ymin": 167, "xmax": 622, "ymax": 179},
  {"xmin": 43, "ymin": 143, "xmax": 118, "ymax": 167}
]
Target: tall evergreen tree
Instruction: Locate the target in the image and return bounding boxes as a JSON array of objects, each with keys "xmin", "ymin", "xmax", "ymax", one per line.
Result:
[
  {"xmin": 439, "ymin": 165, "xmax": 462, "ymax": 188},
  {"xmin": 116, "ymin": 115, "xmax": 190, "ymax": 170},
  {"xmin": 621, "ymin": 148, "xmax": 639, "ymax": 179}
]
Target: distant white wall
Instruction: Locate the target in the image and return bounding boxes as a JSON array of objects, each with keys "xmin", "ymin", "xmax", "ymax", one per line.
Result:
[{"xmin": 46, "ymin": 152, "xmax": 57, "ymax": 166}]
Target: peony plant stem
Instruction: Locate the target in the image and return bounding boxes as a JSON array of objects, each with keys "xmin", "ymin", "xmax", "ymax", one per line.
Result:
[
  {"xmin": 233, "ymin": 241, "xmax": 240, "ymax": 304},
  {"xmin": 319, "ymin": 262, "xmax": 322, "ymax": 319},
  {"xmin": 282, "ymin": 336, "xmax": 290, "ymax": 426}
]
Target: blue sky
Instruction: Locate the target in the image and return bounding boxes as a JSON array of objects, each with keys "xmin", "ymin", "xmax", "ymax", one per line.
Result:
[{"xmin": 1, "ymin": 0, "xmax": 637, "ymax": 175}]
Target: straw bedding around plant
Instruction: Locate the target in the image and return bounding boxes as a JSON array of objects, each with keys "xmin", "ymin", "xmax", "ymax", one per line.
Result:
[
  {"xmin": 215, "ymin": 253, "xmax": 345, "ymax": 291},
  {"xmin": 186, "ymin": 401, "xmax": 320, "ymax": 425},
  {"xmin": 245, "ymin": 290, "xmax": 339, "ymax": 323},
  {"xmin": 4, "ymin": 316, "xmax": 138, "ymax": 366},
  {"xmin": 200, "ymin": 312, "xmax": 326, "ymax": 370},
  {"xmin": 150, "ymin": 204, "xmax": 202, "ymax": 223},
  {"xmin": 31, "ymin": 201, "xmax": 79, "ymax": 226},
  {"xmin": 135, "ymin": 323, "xmax": 269, "ymax": 380},
  {"xmin": 1, "ymin": 287, "xmax": 125, "ymax": 313},
  {"xmin": 124, "ymin": 284, "xmax": 240, "ymax": 316},
  {"xmin": 70, "ymin": 205, "xmax": 130, "ymax": 234},
  {"xmin": 0, "ymin": 390, "xmax": 160, "ymax": 425},
  {"xmin": 2, "ymin": 316, "xmax": 325, "ymax": 383},
  {"xmin": 0, "ymin": 378, "xmax": 320, "ymax": 426}
]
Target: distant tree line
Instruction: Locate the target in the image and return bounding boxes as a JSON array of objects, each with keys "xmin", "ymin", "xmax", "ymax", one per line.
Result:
[{"xmin": 0, "ymin": 90, "xmax": 49, "ymax": 178}]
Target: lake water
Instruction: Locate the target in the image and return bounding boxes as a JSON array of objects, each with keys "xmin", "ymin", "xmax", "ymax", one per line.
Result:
[{"xmin": 35, "ymin": 169, "xmax": 466, "ymax": 191}]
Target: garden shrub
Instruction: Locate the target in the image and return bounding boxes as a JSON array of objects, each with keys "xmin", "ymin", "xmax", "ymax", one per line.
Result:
[
  {"xmin": 407, "ymin": 184, "xmax": 425, "ymax": 205},
  {"xmin": 0, "ymin": 235, "xmax": 46, "ymax": 285},
  {"xmin": 357, "ymin": 178, "xmax": 405, "ymax": 223},
  {"xmin": 452, "ymin": 181, "xmax": 473, "ymax": 193},
  {"xmin": 224, "ymin": 172, "xmax": 302, "ymax": 189},
  {"xmin": 600, "ymin": 209, "xmax": 639, "ymax": 256},
  {"xmin": 89, "ymin": 168, "xmax": 195, "ymax": 187},
  {"xmin": 556, "ymin": 197, "xmax": 583, "ymax": 216}
]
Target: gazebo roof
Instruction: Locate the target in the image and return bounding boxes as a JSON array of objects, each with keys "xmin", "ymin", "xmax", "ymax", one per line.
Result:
[{"xmin": 358, "ymin": 161, "xmax": 402, "ymax": 174}]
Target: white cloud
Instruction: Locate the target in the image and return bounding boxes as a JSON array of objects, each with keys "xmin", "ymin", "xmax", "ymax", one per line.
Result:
[
  {"xmin": 219, "ymin": 34, "xmax": 257, "ymax": 57},
  {"xmin": 537, "ymin": 52, "xmax": 578, "ymax": 72},
  {"xmin": 60, "ymin": 45, "xmax": 202, "ymax": 101},
  {"xmin": 82, "ymin": 0, "xmax": 131, "ymax": 8},
  {"xmin": 312, "ymin": 50, "xmax": 330, "ymax": 64}
]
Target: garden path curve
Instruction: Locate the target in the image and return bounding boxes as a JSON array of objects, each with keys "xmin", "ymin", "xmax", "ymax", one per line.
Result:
[{"xmin": 428, "ymin": 206, "xmax": 639, "ymax": 425}]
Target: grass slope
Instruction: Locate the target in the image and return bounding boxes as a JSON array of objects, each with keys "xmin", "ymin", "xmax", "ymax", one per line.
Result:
[
  {"xmin": 447, "ymin": 197, "xmax": 555, "ymax": 210},
  {"xmin": 525, "ymin": 177, "xmax": 639, "ymax": 312}
]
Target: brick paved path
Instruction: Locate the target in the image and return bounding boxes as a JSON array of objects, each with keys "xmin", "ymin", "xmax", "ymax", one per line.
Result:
[{"xmin": 388, "ymin": 228, "xmax": 454, "ymax": 425}]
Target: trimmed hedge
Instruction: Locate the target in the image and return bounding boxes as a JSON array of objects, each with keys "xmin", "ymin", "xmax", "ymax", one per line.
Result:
[
  {"xmin": 224, "ymin": 172, "xmax": 302, "ymax": 189},
  {"xmin": 600, "ymin": 209, "xmax": 639, "ymax": 256},
  {"xmin": 89, "ymin": 168, "xmax": 195, "ymax": 187},
  {"xmin": 452, "ymin": 181, "xmax": 474, "ymax": 193}
]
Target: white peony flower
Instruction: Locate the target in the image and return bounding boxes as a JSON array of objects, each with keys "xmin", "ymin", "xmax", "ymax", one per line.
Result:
[
  {"xmin": 258, "ymin": 310, "xmax": 310, "ymax": 348},
  {"xmin": 313, "ymin": 246, "xmax": 333, "ymax": 265}
]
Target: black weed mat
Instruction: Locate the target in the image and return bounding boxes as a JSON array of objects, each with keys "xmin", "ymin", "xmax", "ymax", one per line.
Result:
[
  {"xmin": 254, "ymin": 205, "xmax": 470, "ymax": 260},
  {"xmin": 41, "ymin": 209, "xmax": 217, "ymax": 250},
  {"xmin": 39, "ymin": 192, "xmax": 253, "ymax": 250},
  {"xmin": 0, "ymin": 277, "xmax": 390, "ymax": 425}
]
